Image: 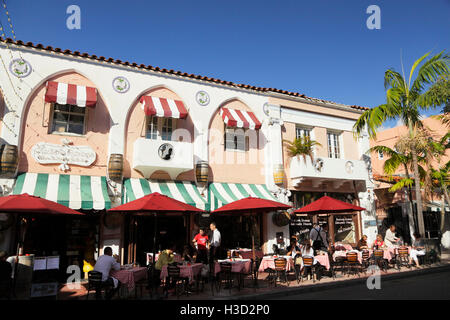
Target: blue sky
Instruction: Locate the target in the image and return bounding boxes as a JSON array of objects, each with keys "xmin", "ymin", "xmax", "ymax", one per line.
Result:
[{"xmin": 2, "ymin": 0, "xmax": 449, "ymax": 129}]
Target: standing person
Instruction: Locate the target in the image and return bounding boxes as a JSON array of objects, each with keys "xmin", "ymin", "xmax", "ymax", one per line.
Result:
[
  {"xmin": 384, "ymin": 225, "xmax": 400, "ymax": 248},
  {"xmin": 192, "ymin": 227, "xmax": 209, "ymax": 264},
  {"xmin": 209, "ymin": 222, "xmax": 221, "ymax": 263},
  {"xmin": 93, "ymin": 247, "xmax": 120, "ymax": 300},
  {"xmin": 410, "ymin": 233, "xmax": 426, "ymax": 267},
  {"xmin": 310, "ymin": 223, "xmax": 329, "ymax": 252}
]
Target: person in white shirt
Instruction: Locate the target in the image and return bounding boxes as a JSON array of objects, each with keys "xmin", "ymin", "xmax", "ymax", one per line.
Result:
[
  {"xmin": 384, "ymin": 225, "xmax": 400, "ymax": 248},
  {"xmin": 209, "ymin": 222, "xmax": 221, "ymax": 264},
  {"xmin": 93, "ymin": 247, "xmax": 121, "ymax": 299}
]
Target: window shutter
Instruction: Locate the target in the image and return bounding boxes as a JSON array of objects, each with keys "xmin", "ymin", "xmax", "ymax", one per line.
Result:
[
  {"xmin": 225, "ymin": 129, "xmax": 236, "ymax": 150},
  {"xmin": 236, "ymin": 131, "xmax": 246, "ymax": 151}
]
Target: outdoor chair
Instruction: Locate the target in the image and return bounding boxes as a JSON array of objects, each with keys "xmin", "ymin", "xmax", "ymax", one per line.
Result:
[
  {"xmin": 373, "ymin": 249, "xmax": 388, "ymax": 272},
  {"xmin": 344, "ymin": 252, "xmax": 361, "ymax": 277},
  {"xmin": 301, "ymin": 256, "xmax": 315, "ymax": 283},
  {"xmin": 395, "ymin": 247, "xmax": 411, "ymax": 270},
  {"xmin": 272, "ymin": 257, "xmax": 289, "ymax": 287},
  {"xmin": 217, "ymin": 262, "xmax": 234, "ymax": 294},
  {"xmin": 86, "ymin": 270, "xmax": 114, "ymax": 300},
  {"xmin": 134, "ymin": 263, "xmax": 153, "ymax": 299},
  {"xmin": 293, "ymin": 253, "xmax": 303, "ymax": 284},
  {"xmin": 166, "ymin": 264, "xmax": 189, "ymax": 298},
  {"xmin": 361, "ymin": 250, "xmax": 371, "ymax": 273}
]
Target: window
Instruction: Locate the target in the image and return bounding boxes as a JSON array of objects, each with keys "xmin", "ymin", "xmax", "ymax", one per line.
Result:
[
  {"xmin": 327, "ymin": 131, "xmax": 341, "ymax": 158},
  {"xmin": 145, "ymin": 117, "xmax": 175, "ymax": 141},
  {"xmin": 51, "ymin": 103, "xmax": 86, "ymax": 135},
  {"xmin": 295, "ymin": 126, "xmax": 311, "ymax": 139},
  {"xmin": 225, "ymin": 127, "xmax": 247, "ymax": 151}
]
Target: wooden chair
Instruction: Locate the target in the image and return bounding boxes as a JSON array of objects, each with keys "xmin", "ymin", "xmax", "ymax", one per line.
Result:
[
  {"xmin": 273, "ymin": 258, "xmax": 289, "ymax": 287},
  {"xmin": 344, "ymin": 252, "xmax": 360, "ymax": 277},
  {"xmin": 166, "ymin": 264, "xmax": 189, "ymax": 298},
  {"xmin": 217, "ymin": 262, "xmax": 233, "ymax": 294},
  {"xmin": 361, "ymin": 250, "xmax": 371, "ymax": 273},
  {"xmin": 395, "ymin": 247, "xmax": 411, "ymax": 270},
  {"xmin": 301, "ymin": 256, "xmax": 315, "ymax": 283},
  {"xmin": 373, "ymin": 249, "xmax": 388, "ymax": 272},
  {"xmin": 86, "ymin": 271, "xmax": 114, "ymax": 300}
]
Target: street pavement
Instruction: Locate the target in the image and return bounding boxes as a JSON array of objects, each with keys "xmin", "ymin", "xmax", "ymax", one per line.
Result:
[{"xmin": 271, "ymin": 267, "xmax": 450, "ymax": 300}]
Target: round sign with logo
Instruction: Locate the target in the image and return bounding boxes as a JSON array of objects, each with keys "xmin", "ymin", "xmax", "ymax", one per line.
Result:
[
  {"xmin": 196, "ymin": 91, "xmax": 210, "ymax": 106},
  {"xmin": 158, "ymin": 143, "xmax": 174, "ymax": 160},
  {"xmin": 112, "ymin": 76, "xmax": 130, "ymax": 93},
  {"xmin": 9, "ymin": 58, "xmax": 32, "ymax": 78}
]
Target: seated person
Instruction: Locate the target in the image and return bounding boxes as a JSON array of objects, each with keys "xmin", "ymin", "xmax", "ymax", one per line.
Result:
[
  {"xmin": 286, "ymin": 237, "xmax": 301, "ymax": 257},
  {"xmin": 410, "ymin": 233, "xmax": 426, "ymax": 267},
  {"xmin": 356, "ymin": 235, "xmax": 369, "ymax": 251},
  {"xmin": 181, "ymin": 245, "xmax": 195, "ymax": 263},
  {"xmin": 272, "ymin": 244, "xmax": 281, "ymax": 255},
  {"xmin": 384, "ymin": 225, "xmax": 400, "ymax": 248},
  {"xmin": 372, "ymin": 234, "xmax": 386, "ymax": 249},
  {"xmin": 93, "ymin": 247, "xmax": 121, "ymax": 299}
]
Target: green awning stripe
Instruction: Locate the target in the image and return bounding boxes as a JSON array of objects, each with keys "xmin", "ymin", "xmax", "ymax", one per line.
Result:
[
  {"xmin": 34, "ymin": 173, "xmax": 49, "ymax": 199},
  {"xmin": 175, "ymin": 182, "xmax": 196, "ymax": 207},
  {"xmin": 235, "ymin": 183, "xmax": 250, "ymax": 198},
  {"xmin": 13, "ymin": 173, "xmax": 25, "ymax": 194},
  {"xmin": 100, "ymin": 177, "xmax": 111, "ymax": 209},
  {"xmin": 124, "ymin": 178, "xmax": 135, "ymax": 202},
  {"xmin": 140, "ymin": 178, "xmax": 152, "ymax": 195},
  {"xmin": 57, "ymin": 174, "xmax": 70, "ymax": 207},
  {"xmin": 209, "ymin": 183, "xmax": 229, "ymax": 205},
  {"xmin": 249, "ymin": 184, "xmax": 265, "ymax": 199},
  {"xmin": 222, "ymin": 183, "xmax": 240, "ymax": 201},
  {"xmin": 262, "ymin": 184, "xmax": 277, "ymax": 200},
  {"xmin": 158, "ymin": 181, "xmax": 174, "ymax": 199},
  {"xmin": 80, "ymin": 175, "xmax": 93, "ymax": 210}
]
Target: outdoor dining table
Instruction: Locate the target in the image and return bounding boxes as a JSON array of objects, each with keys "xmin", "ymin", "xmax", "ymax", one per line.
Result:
[
  {"xmin": 314, "ymin": 254, "xmax": 330, "ymax": 270},
  {"xmin": 110, "ymin": 266, "xmax": 147, "ymax": 292},
  {"xmin": 215, "ymin": 259, "xmax": 252, "ymax": 274},
  {"xmin": 258, "ymin": 256, "xmax": 295, "ymax": 272},
  {"xmin": 160, "ymin": 262, "xmax": 203, "ymax": 283},
  {"xmin": 229, "ymin": 249, "xmax": 264, "ymax": 260}
]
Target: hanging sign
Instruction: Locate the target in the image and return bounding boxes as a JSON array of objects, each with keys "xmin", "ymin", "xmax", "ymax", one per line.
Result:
[{"xmin": 31, "ymin": 139, "xmax": 96, "ymax": 171}]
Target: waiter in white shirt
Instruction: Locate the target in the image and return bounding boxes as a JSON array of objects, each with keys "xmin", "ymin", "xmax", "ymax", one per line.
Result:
[
  {"xmin": 384, "ymin": 225, "xmax": 400, "ymax": 248},
  {"xmin": 93, "ymin": 247, "xmax": 121, "ymax": 299},
  {"xmin": 209, "ymin": 222, "xmax": 221, "ymax": 264}
]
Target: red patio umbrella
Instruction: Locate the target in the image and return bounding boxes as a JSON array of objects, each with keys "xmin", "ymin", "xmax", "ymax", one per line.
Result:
[
  {"xmin": 0, "ymin": 193, "xmax": 84, "ymax": 215},
  {"xmin": 294, "ymin": 196, "xmax": 365, "ymax": 214},
  {"xmin": 211, "ymin": 197, "xmax": 291, "ymax": 214},
  {"xmin": 107, "ymin": 192, "xmax": 205, "ymax": 278}
]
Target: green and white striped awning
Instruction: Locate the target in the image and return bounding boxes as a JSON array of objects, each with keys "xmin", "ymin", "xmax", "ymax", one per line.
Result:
[
  {"xmin": 123, "ymin": 178, "xmax": 208, "ymax": 211},
  {"xmin": 209, "ymin": 182, "xmax": 277, "ymax": 211},
  {"xmin": 13, "ymin": 173, "xmax": 112, "ymax": 210}
]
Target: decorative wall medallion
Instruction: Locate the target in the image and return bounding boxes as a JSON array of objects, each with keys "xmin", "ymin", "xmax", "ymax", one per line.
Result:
[
  {"xmin": 196, "ymin": 91, "xmax": 210, "ymax": 106},
  {"xmin": 158, "ymin": 143, "xmax": 174, "ymax": 160},
  {"xmin": 345, "ymin": 161, "xmax": 354, "ymax": 174},
  {"xmin": 31, "ymin": 139, "xmax": 96, "ymax": 172},
  {"xmin": 112, "ymin": 76, "xmax": 130, "ymax": 93},
  {"xmin": 263, "ymin": 102, "xmax": 270, "ymax": 116},
  {"xmin": 314, "ymin": 158, "xmax": 324, "ymax": 172},
  {"xmin": 9, "ymin": 58, "xmax": 32, "ymax": 78}
]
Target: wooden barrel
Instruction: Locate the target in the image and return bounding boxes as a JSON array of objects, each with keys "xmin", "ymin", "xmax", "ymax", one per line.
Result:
[
  {"xmin": 108, "ymin": 154, "xmax": 123, "ymax": 182},
  {"xmin": 272, "ymin": 211, "xmax": 290, "ymax": 227},
  {"xmin": 195, "ymin": 161, "xmax": 209, "ymax": 183},
  {"xmin": 0, "ymin": 144, "xmax": 19, "ymax": 177},
  {"xmin": 273, "ymin": 164, "xmax": 284, "ymax": 185}
]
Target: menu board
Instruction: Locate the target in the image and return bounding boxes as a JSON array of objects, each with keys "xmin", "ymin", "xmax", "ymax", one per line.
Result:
[
  {"xmin": 290, "ymin": 215, "xmax": 313, "ymax": 242},
  {"xmin": 32, "ymin": 256, "xmax": 60, "ymax": 270},
  {"xmin": 334, "ymin": 215, "xmax": 355, "ymax": 243}
]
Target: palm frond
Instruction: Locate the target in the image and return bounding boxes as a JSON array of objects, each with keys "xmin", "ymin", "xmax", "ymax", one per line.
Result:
[{"xmin": 410, "ymin": 51, "xmax": 450, "ymax": 95}]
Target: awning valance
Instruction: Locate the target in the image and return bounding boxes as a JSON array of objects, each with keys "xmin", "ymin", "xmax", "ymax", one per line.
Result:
[
  {"xmin": 45, "ymin": 81, "xmax": 97, "ymax": 107},
  {"xmin": 13, "ymin": 173, "xmax": 111, "ymax": 210},
  {"xmin": 209, "ymin": 182, "xmax": 277, "ymax": 211},
  {"xmin": 220, "ymin": 107, "xmax": 262, "ymax": 130},
  {"xmin": 140, "ymin": 96, "xmax": 188, "ymax": 119},
  {"xmin": 123, "ymin": 178, "xmax": 207, "ymax": 210}
]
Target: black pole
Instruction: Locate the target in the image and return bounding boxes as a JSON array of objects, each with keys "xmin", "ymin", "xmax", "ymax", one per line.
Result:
[{"xmin": 151, "ymin": 212, "xmax": 157, "ymax": 297}]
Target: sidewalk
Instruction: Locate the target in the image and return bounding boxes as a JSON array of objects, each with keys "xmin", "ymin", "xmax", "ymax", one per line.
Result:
[{"xmin": 52, "ymin": 250, "xmax": 450, "ymax": 300}]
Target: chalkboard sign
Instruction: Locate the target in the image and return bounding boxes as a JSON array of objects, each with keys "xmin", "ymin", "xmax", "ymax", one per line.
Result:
[
  {"xmin": 30, "ymin": 282, "xmax": 58, "ymax": 298},
  {"xmin": 334, "ymin": 215, "xmax": 355, "ymax": 243}
]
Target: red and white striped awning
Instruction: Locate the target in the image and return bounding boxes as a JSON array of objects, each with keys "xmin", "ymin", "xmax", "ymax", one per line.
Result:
[
  {"xmin": 140, "ymin": 96, "xmax": 188, "ymax": 119},
  {"xmin": 44, "ymin": 81, "xmax": 97, "ymax": 107},
  {"xmin": 220, "ymin": 107, "xmax": 262, "ymax": 130}
]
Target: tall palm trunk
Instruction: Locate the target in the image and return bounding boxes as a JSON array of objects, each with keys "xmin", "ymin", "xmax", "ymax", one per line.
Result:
[
  {"xmin": 411, "ymin": 145, "xmax": 425, "ymax": 236},
  {"xmin": 442, "ymin": 188, "xmax": 450, "ymax": 232}
]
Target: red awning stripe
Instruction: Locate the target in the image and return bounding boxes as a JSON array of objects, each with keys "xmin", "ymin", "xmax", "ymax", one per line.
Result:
[
  {"xmin": 140, "ymin": 96, "xmax": 188, "ymax": 119},
  {"xmin": 44, "ymin": 81, "xmax": 97, "ymax": 107},
  {"xmin": 219, "ymin": 107, "xmax": 262, "ymax": 130}
]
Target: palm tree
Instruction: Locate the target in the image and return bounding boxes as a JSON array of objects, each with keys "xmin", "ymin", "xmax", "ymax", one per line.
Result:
[
  {"xmin": 354, "ymin": 51, "xmax": 450, "ymax": 236},
  {"xmin": 284, "ymin": 136, "xmax": 322, "ymax": 164}
]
